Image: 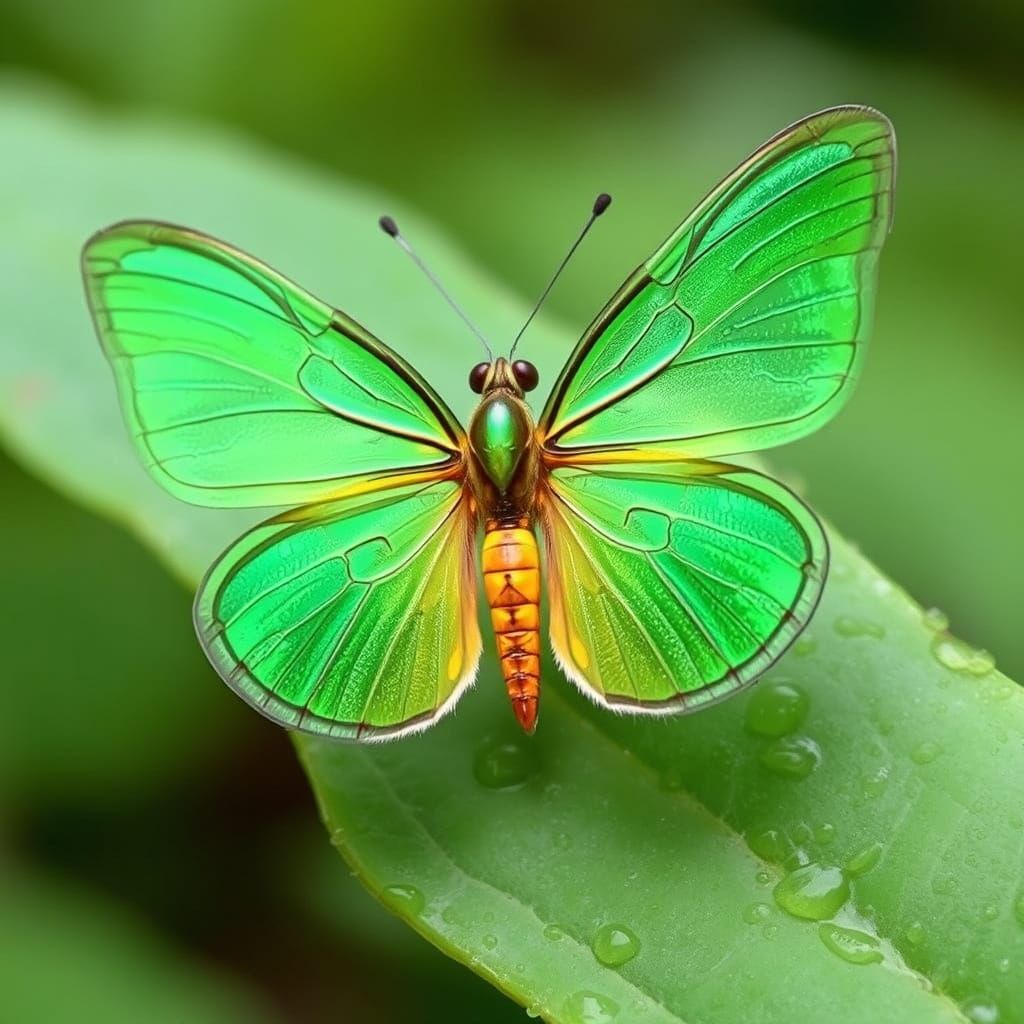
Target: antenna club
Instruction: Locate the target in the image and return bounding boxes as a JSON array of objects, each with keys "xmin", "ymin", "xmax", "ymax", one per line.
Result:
[
  {"xmin": 379, "ymin": 215, "xmax": 400, "ymax": 238},
  {"xmin": 593, "ymin": 193, "xmax": 612, "ymax": 216}
]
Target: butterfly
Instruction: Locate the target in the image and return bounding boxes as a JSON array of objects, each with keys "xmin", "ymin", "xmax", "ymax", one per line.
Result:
[{"xmin": 82, "ymin": 105, "xmax": 895, "ymax": 741}]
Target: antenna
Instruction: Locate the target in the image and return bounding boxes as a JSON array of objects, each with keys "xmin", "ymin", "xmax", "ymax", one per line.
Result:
[
  {"xmin": 509, "ymin": 192, "xmax": 612, "ymax": 358},
  {"xmin": 379, "ymin": 215, "xmax": 493, "ymax": 360}
]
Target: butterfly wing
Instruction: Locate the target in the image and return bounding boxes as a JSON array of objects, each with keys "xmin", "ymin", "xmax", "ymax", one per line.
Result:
[
  {"xmin": 85, "ymin": 222, "xmax": 481, "ymax": 737},
  {"xmin": 541, "ymin": 462, "xmax": 824, "ymax": 711},
  {"xmin": 538, "ymin": 106, "xmax": 894, "ymax": 712},
  {"xmin": 195, "ymin": 476, "xmax": 480, "ymax": 739},
  {"xmin": 541, "ymin": 106, "xmax": 895, "ymax": 460},
  {"xmin": 83, "ymin": 221, "xmax": 463, "ymax": 507}
]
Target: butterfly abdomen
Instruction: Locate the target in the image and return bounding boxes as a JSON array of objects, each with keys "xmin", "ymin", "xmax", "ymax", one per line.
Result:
[{"xmin": 482, "ymin": 518, "xmax": 541, "ymax": 734}]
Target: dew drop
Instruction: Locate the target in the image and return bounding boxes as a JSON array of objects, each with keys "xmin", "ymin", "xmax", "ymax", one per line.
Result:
[
  {"xmin": 565, "ymin": 990, "xmax": 620, "ymax": 1023},
  {"xmin": 845, "ymin": 841, "xmax": 883, "ymax": 877},
  {"xmin": 911, "ymin": 740, "xmax": 943, "ymax": 765},
  {"xmin": 905, "ymin": 921, "xmax": 925, "ymax": 945},
  {"xmin": 743, "ymin": 902, "xmax": 772, "ymax": 924},
  {"xmin": 592, "ymin": 924, "xmax": 640, "ymax": 967},
  {"xmin": 834, "ymin": 616, "xmax": 886, "ymax": 639},
  {"xmin": 818, "ymin": 922, "xmax": 883, "ymax": 965},
  {"xmin": 744, "ymin": 682, "xmax": 810, "ymax": 738},
  {"xmin": 982, "ymin": 904, "xmax": 999, "ymax": 922},
  {"xmin": 755, "ymin": 869, "xmax": 772, "ymax": 886},
  {"xmin": 759, "ymin": 735, "xmax": 822, "ymax": 779},
  {"xmin": 384, "ymin": 884, "xmax": 424, "ymax": 916},
  {"xmin": 792, "ymin": 634, "xmax": 817, "ymax": 657},
  {"xmin": 773, "ymin": 863, "xmax": 849, "ymax": 920},
  {"xmin": 747, "ymin": 826, "xmax": 793, "ymax": 863},
  {"xmin": 931, "ymin": 635, "xmax": 996, "ymax": 677},
  {"xmin": 544, "ymin": 923, "xmax": 566, "ymax": 942},
  {"xmin": 963, "ymin": 999, "xmax": 999, "ymax": 1024},
  {"xmin": 482, "ymin": 933, "xmax": 498, "ymax": 950},
  {"xmin": 861, "ymin": 766, "xmax": 890, "ymax": 799},
  {"xmin": 762, "ymin": 922, "xmax": 779, "ymax": 940},
  {"xmin": 473, "ymin": 737, "xmax": 539, "ymax": 789},
  {"xmin": 814, "ymin": 823, "xmax": 837, "ymax": 845},
  {"xmin": 922, "ymin": 607, "xmax": 949, "ymax": 632}
]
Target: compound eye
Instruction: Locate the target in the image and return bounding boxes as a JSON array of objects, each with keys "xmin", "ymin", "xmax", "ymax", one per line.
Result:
[
  {"xmin": 469, "ymin": 362, "xmax": 490, "ymax": 394},
  {"xmin": 512, "ymin": 359, "xmax": 539, "ymax": 392}
]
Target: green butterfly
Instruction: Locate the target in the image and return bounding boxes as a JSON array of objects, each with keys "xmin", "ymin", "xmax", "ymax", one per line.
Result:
[{"xmin": 82, "ymin": 105, "xmax": 895, "ymax": 741}]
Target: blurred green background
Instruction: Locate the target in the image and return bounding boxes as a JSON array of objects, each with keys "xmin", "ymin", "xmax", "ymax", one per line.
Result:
[{"xmin": 1, "ymin": 1, "xmax": 1021, "ymax": 1020}]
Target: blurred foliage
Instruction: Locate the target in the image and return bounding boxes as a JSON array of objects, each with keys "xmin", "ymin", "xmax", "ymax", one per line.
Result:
[{"xmin": 0, "ymin": 1, "xmax": 1021, "ymax": 1021}]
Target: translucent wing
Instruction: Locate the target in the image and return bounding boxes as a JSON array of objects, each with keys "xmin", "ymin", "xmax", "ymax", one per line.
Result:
[
  {"xmin": 541, "ymin": 462, "xmax": 825, "ymax": 711},
  {"xmin": 540, "ymin": 106, "xmax": 895, "ymax": 459},
  {"xmin": 83, "ymin": 221, "xmax": 464, "ymax": 507},
  {"xmin": 195, "ymin": 477, "xmax": 480, "ymax": 739}
]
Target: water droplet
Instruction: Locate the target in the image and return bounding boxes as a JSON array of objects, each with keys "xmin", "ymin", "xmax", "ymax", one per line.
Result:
[
  {"xmin": 792, "ymin": 634, "xmax": 817, "ymax": 656},
  {"xmin": 482, "ymin": 933, "xmax": 498, "ymax": 950},
  {"xmin": 592, "ymin": 924, "xmax": 640, "ymax": 967},
  {"xmin": 931, "ymin": 635, "xmax": 996, "ymax": 677},
  {"xmin": 814, "ymin": 823, "xmax": 837, "ymax": 845},
  {"xmin": 473, "ymin": 737, "xmax": 539, "ymax": 789},
  {"xmin": 963, "ymin": 999, "xmax": 999, "ymax": 1024},
  {"xmin": 911, "ymin": 740, "xmax": 943, "ymax": 765},
  {"xmin": 565, "ymin": 990, "xmax": 620, "ymax": 1023},
  {"xmin": 747, "ymin": 827, "xmax": 793, "ymax": 863},
  {"xmin": 845, "ymin": 841, "xmax": 883, "ymax": 877},
  {"xmin": 554, "ymin": 832, "xmax": 572, "ymax": 851},
  {"xmin": 982, "ymin": 904, "xmax": 999, "ymax": 922},
  {"xmin": 773, "ymin": 863, "xmax": 849, "ymax": 920},
  {"xmin": 743, "ymin": 902, "xmax": 772, "ymax": 924},
  {"xmin": 906, "ymin": 921, "xmax": 925, "ymax": 945},
  {"xmin": 818, "ymin": 923, "xmax": 883, "ymax": 965},
  {"xmin": 997, "ymin": 957, "xmax": 1011, "ymax": 974},
  {"xmin": 922, "ymin": 607, "xmax": 949, "ymax": 632},
  {"xmin": 745, "ymin": 682, "xmax": 810, "ymax": 738},
  {"xmin": 526, "ymin": 1004, "xmax": 542, "ymax": 1019},
  {"xmin": 384, "ymin": 884, "xmax": 424, "ymax": 916},
  {"xmin": 834, "ymin": 616, "xmax": 886, "ymax": 639},
  {"xmin": 760, "ymin": 735, "xmax": 822, "ymax": 779},
  {"xmin": 544, "ymin": 923, "xmax": 566, "ymax": 942},
  {"xmin": 861, "ymin": 766, "xmax": 890, "ymax": 799},
  {"xmin": 755, "ymin": 869, "xmax": 772, "ymax": 886},
  {"xmin": 762, "ymin": 922, "xmax": 779, "ymax": 939}
]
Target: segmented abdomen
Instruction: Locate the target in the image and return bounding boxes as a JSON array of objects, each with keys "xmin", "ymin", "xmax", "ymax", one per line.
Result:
[{"xmin": 482, "ymin": 518, "xmax": 540, "ymax": 733}]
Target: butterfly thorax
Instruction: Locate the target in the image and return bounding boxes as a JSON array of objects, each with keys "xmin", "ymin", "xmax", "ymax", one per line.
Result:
[{"xmin": 467, "ymin": 357, "xmax": 539, "ymax": 521}]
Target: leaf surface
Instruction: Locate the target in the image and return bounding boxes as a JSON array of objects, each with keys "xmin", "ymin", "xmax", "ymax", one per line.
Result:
[{"xmin": 0, "ymin": 81, "xmax": 1021, "ymax": 1024}]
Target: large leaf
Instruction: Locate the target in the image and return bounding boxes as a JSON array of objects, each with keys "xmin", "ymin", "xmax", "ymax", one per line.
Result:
[{"xmin": 0, "ymin": 80, "xmax": 1021, "ymax": 1023}]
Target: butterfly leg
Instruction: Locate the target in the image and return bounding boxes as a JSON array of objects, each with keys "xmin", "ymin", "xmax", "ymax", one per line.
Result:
[{"xmin": 482, "ymin": 518, "xmax": 541, "ymax": 733}]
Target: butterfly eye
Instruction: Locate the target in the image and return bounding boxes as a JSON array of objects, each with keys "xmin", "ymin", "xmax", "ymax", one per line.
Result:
[
  {"xmin": 469, "ymin": 362, "xmax": 490, "ymax": 394},
  {"xmin": 512, "ymin": 359, "xmax": 539, "ymax": 392}
]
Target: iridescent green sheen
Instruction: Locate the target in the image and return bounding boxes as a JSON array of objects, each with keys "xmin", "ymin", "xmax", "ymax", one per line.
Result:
[
  {"xmin": 543, "ymin": 462, "xmax": 825, "ymax": 709},
  {"xmin": 542, "ymin": 107, "xmax": 895, "ymax": 460},
  {"xmin": 82, "ymin": 222, "xmax": 462, "ymax": 508},
  {"xmin": 469, "ymin": 393, "xmax": 529, "ymax": 492},
  {"xmin": 538, "ymin": 106, "xmax": 894, "ymax": 713},
  {"xmin": 83, "ymin": 107, "xmax": 895, "ymax": 739},
  {"xmin": 195, "ymin": 478, "xmax": 480, "ymax": 739}
]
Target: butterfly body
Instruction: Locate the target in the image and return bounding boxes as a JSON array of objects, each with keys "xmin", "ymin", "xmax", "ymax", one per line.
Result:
[
  {"xmin": 83, "ymin": 105, "xmax": 895, "ymax": 742},
  {"xmin": 467, "ymin": 357, "xmax": 544, "ymax": 731}
]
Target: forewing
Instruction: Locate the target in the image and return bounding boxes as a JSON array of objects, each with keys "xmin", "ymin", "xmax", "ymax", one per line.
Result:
[
  {"xmin": 541, "ymin": 107, "xmax": 895, "ymax": 459},
  {"xmin": 83, "ymin": 221, "xmax": 464, "ymax": 507},
  {"xmin": 194, "ymin": 477, "xmax": 481, "ymax": 740},
  {"xmin": 541, "ymin": 462, "xmax": 825, "ymax": 711}
]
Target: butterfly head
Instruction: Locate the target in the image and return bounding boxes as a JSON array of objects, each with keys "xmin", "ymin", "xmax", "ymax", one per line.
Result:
[{"xmin": 469, "ymin": 357, "xmax": 539, "ymax": 397}]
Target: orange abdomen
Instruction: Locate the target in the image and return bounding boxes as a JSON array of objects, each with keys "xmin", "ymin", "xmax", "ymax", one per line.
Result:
[{"xmin": 482, "ymin": 519, "xmax": 541, "ymax": 734}]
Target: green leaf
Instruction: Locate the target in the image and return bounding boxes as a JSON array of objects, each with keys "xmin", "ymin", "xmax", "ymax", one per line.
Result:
[{"xmin": 0, "ymin": 81, "xmax": 1021, "ymax": 1023}]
